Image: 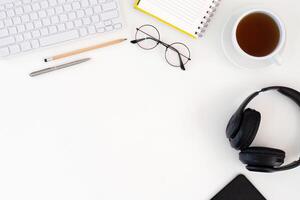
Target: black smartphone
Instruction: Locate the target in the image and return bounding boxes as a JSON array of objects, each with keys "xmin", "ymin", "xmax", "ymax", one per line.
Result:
[{"xmin": 211, "ymin": 174, "xmax": 266, "ymax": 200}]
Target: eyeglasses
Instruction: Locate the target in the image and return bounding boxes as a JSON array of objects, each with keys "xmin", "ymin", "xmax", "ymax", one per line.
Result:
[{"xmin": 130, "ymin": 24, "xmax": 191, "ymax": 71}]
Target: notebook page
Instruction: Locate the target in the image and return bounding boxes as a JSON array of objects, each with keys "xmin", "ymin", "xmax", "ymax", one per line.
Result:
[{"xmin": 138, "ymin": 0, "xmax": 212, "ymax": 36}]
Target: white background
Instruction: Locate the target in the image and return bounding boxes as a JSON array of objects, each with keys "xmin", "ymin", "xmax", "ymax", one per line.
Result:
[{"xmin": 0, "ymin": 0, "xmax": 300, "ymax": 199}]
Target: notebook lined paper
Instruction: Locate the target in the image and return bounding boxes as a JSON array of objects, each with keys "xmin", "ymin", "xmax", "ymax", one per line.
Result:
[{"xmin": 135, "ymin": 0, "xmax": 221, "ymax": 38}]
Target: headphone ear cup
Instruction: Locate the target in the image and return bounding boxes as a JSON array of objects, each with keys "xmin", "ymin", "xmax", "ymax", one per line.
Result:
[
  {"xmin": 230, "ymin": 109, "xmax": 261, "ymax": 150},
  {"xmin": 240, "ymin": 147, "xmax": 285, "ymax": 168},
  {"xmin": 245, "ymin": 165, "xmax": 276, "ymax": 173},
  {"xmin": 226, "ymin": 113, "xmax": 242, "ymax": 139}
]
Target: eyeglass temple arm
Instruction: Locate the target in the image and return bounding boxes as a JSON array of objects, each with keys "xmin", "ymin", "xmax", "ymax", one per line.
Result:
[
  {"xmin": 130, "ymin": 37, "xmax": 160, "ymax": 44},
  {"xmin": 177, "ymin": 51, "xmax": 186, "ymax": 70},
  {"xmin": 131, "ymin": 38, "xmax": 146, "ymax": 44},
  {"xmin": 165, "ymin": 44, "xmax": 186, "ymax": 71}
]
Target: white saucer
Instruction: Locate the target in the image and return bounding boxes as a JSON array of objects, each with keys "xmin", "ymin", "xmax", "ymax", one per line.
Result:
[{"xmin": 221, "ymin": 8, "xmax": 275, "ymax": 69}]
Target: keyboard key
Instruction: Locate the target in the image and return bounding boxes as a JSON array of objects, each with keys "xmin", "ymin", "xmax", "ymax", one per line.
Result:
[
  {"xmin": 59, "ymin": 14, "xmax": 68, "ymax": 22},
  {"xmin": 20, "ymin": 41, "xmax": 31, "ymax": 51},
  {"xmin": 47, "ymin": 8, "xmax": 55, "ymax": 16},
  {"xmin": 51, "ymin": 16, "xmax": 59, "ymax": 24},
  {"xmin": 0, "ymin": 29, "xmax": 9, "ymax": 38},
  {"xmin": 38, "ymin": 10, "xmax": 47, "ymax": 18},
  {"xmin": 9, "ymin": 45, "xmax": 21, "ymax": 54},
  {"xmin": 30, "ymin": 12, "xmax": 39, "ymax": 20},
  {"xmin": 39, "ymin": 30, "xmax": 79, "ymax": 46},
  {"xmin": 31, "ymin": 40, "xmax": 40, "ymax": 48},
  {"xmin": 104, "ymin": 21, "xmax": 112, "ymax": 26},
  {"xmin": 15, "ymin": 7, "xmax": 24, "ymax": 15},
  {"xmin": 23, "ymin": 5, "xmax": 32, "ymax": 13},
  {"xmin": 0, "ymin": 12, "xmax": 6, "ymax": 19},
  {"xmin": 105, "ymin": 26, "xmax": 113, "ymax": 31},
  {"xmin": 68, "ymin": 12, "xmax": 76, "ymax": 20},
  {"xmin": 15, "ymin": 34, "xmax": 24, "ymax": 42},
  {"xmin": 12, "ymin": 17, "xmax": 22, "ymax": 25},
  {"xmin": 32, "ymin": 3, "xmax": 40, "ymax": 11},
  {"xmin": 83, "ymin": 17, "xmax": 91, "ymax": 25},
  {"xmin": 65, "ymin": 22, "xmax": 73, "ymax": 30},
  {"xmin": 32, "ymin": 30, "xmax": 41, "ymax": 38},
  {"xmin": 40, "ymin": 28, "xmax": 49, "ymax": 36},
  {"xmin": 33, "ymin": 20, "xmax": 42, "ymax": 28},
  {"xmin": 17, "ymin": 24, "xmax": 26, "ymax": 32},
  {"xmin": 49, "ymin": 26, "xmax": 58, "ymax": 34},
  {"xmin": 85, "ymin": 8, "xmax": 94, "ymax": 16},
  {"xmin": 7, "ymin": 10, "xmax": 15, "ymax": 17},
  {"xmin": 5, "ymin": 19, "xmax": 13, "ymax": 27},
  {"xmin": 95, "ymin": 22, "xmax": 104, "ymax": 29},
  {"xmin": 81, "ymin": 0, "xmax": 89, "ymax": 7},
  {"xmin": 79, "ymin": 28, "xmax": 88, "ymax": 36},
  {"xmin": 21, "ymin": 15, "xmax": 30, "ymax": 23},
  {"xmin": 97, "ymin": 28, "xmax": 105, "ymax": 33},
  {"xmin": 0, "ymin": 47, "xmax": 9, "ymax": 56},
  {"xmin": 87, "ymin": 26, "xmax": 96, "ymax": 34},
  {"xmin": 23, "ymin": 0, "xmax": 31, "ymax": 4},
  {"xmin": 90, "ymin": 0, "xmax": 98, "ymax": 5},
  {"xmin": 49, "ymin": 0, "xmax": 58, "ymax": 7},
  {"xmin": 94, "ymin": 6, "xmax": 102, "ymax": 13},
  {"xmin": 42, "ymin": 18, "xmax": 51, "ymax": 26},
  {"xmin": 25, "ymin": 23, "xmax": 34, "ymax": 30},
  {"xmin": 40, "ymin": 1, "xmax": 49, "ymax": 9},
  {"xmin": 76, "ymin": 10, "xmax": 84, "ymax": 18},
  {"xmin": 5, "ymin": 3, "xmax": 14, "ymax": 9},
  {"xmin": 14, "ymin": 1, "xmax": 22, "ymax": 6},
  {"xmin": 91, "ymin": 15, "xmax": 100, "ymax": 23},
  {"xmin": 55, "ymin": 6, "xmax": 64, "ymax": 14},
  {"xmin": 72, "ymin": 2, "xmax": 80, "ymax": 10},
  {"xmin": 114, "ymin": 23, "xmax": 122, "ymax": 30},
  {"xmin": 74, "ymin": 19, "xmax": 82, "ymax": 27},
  {"xmin": 63, "ymin": 4, "xmax": 72, "ymax": 12},
  {"xmin": 23, "ymin": 32, "xmax": 32, "ymax": 40},
  {"xmin": 101, "ymin": 10, "xmax": 118, "ymax": 21},
  {"xmin": 102, "ymin": 2, "xmax": 117, "ymax": 11},
  {"xmin": 9, "ymin": 27, "xmax": 18, "ymax": 34},
  {"xmin": 57, "ymin": 23, "xmax": 66, "ymax": 31},
  {"xmin": 0, "ymin": 36, "xmax": 15, "ymax": 47}
]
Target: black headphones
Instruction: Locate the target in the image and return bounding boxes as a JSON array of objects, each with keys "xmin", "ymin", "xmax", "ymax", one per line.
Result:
[{"xmin": 226, "ymin": 86, "xmax": 300, "ymax": 173}]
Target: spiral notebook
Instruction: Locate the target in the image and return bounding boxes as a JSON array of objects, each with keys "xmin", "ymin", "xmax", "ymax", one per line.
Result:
[{"xmin": 134, "ymin": 0, "xmax": 221, "ymax": 38}]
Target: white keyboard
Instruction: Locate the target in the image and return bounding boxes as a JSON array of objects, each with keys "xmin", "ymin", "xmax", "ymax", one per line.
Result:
[{"xmin": 0, "ymin": 0, "xmax": 123, "ymax": 57}]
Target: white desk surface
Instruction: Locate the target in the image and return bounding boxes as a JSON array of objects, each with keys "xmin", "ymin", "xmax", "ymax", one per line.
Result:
[{"xmin": 0, "ymin": 0, "xmax": 300, "ymax": 199}]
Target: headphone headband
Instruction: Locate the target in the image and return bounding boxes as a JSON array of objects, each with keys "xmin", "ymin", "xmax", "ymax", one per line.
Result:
[
  {"xmin": 236, "ymin": 86, "xmax": 300, "ymax": 115},
  {"xmin": 247, "ymin": 159, "xmax": 300, "ymax": 172}
]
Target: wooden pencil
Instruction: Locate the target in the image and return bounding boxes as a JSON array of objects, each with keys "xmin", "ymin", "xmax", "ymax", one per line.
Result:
[{"xmin": 44, "ymin": 38, "xmax": 127, "ymax": 62}]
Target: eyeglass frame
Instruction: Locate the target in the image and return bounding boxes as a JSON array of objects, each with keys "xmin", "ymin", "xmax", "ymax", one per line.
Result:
[{"xmin": 130, "ymin": 24, "xmax": 191, "ymax": 71}]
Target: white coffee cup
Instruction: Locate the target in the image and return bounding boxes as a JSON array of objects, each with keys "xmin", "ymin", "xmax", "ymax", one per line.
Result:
[{"xmin": 232, "ymin": 9, "xmax": 286, "ymax": 65}]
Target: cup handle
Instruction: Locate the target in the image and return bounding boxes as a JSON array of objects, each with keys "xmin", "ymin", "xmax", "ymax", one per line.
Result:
[{"xmin": 273, "ymin": 55, "xmax": 283, "ymax": 65}]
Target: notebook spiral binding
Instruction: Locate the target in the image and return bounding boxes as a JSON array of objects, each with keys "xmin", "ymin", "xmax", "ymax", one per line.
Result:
[{"xmin": 196, "ymin": 0, "xmax": 221, "ymax": 37}]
